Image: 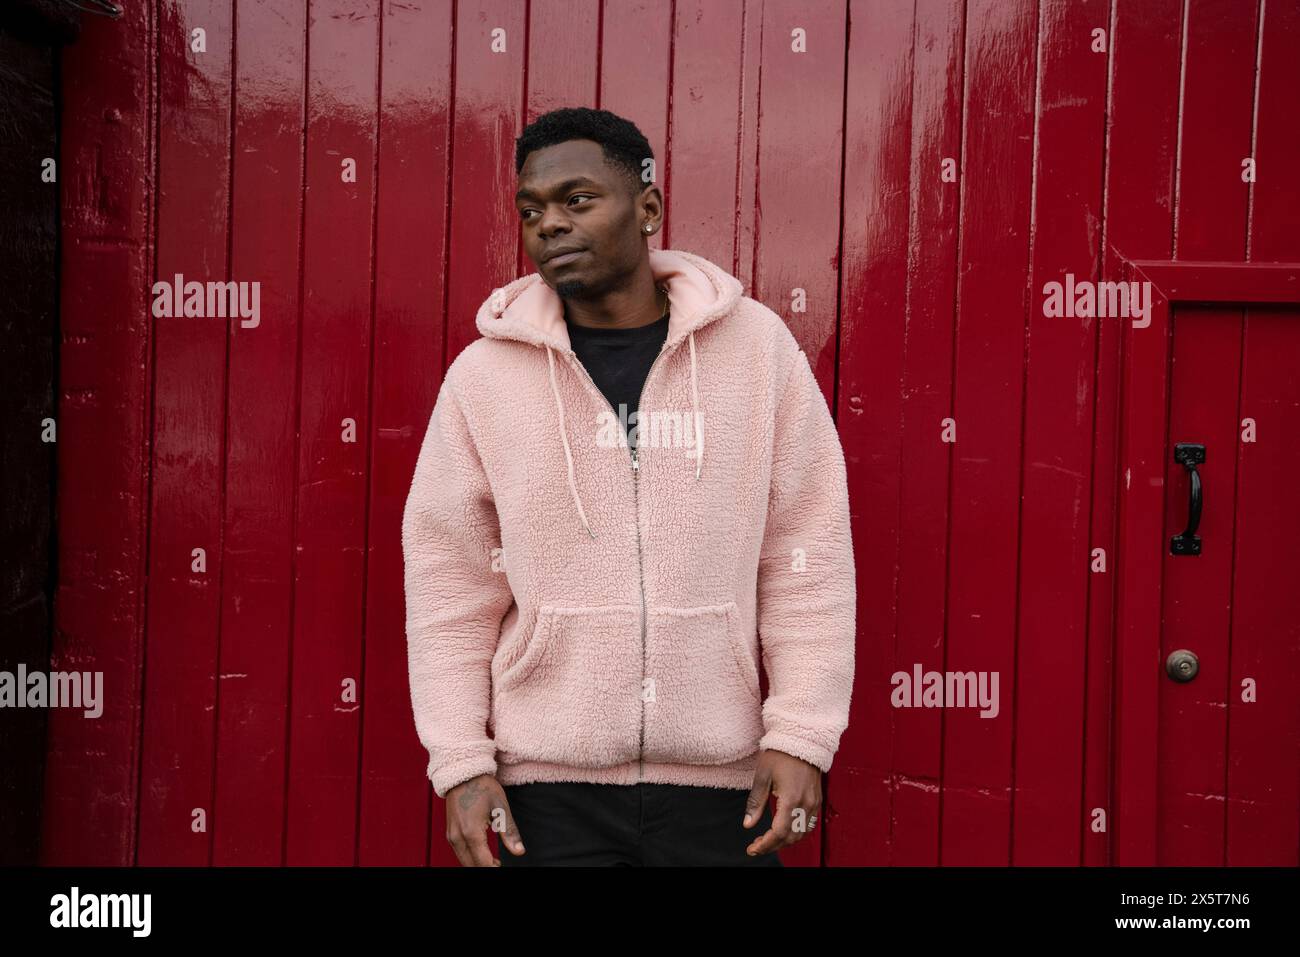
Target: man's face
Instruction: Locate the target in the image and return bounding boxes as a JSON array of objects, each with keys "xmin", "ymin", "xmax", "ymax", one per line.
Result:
[{"xmin": 515, "ymin": 139, "xmax": 659, "ymax": 300}]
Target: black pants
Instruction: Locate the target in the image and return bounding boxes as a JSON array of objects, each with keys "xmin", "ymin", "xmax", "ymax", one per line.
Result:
[{"xmin": 497, "ymin": 781, "xmax": 785, "ymax": 867}]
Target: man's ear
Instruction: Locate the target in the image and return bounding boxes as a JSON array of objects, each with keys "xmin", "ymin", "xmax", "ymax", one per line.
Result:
[{"xmin": 638, "ymin": 183, "xmax": 664, "ymax": 225}]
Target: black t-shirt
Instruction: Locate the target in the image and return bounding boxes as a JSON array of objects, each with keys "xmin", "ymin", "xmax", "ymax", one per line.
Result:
[{"xmin": 564, "ymin": 311, "xmax": 670, "ymax": 449}]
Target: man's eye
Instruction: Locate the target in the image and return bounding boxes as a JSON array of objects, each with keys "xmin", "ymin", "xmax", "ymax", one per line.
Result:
[{"xmin": 520, "ymin": 196, "xmax": 591, "ymax": 220}]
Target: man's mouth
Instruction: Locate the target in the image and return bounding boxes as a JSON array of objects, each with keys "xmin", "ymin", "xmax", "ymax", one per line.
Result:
[{"xmin": 546, "ymin": 249, "xmax": 586, "ymax": 266}]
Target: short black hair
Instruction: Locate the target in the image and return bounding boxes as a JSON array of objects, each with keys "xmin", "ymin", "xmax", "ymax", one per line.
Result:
[{"xmin": 515, "ymin": 107, "xmax": 654, "ymax": 200}]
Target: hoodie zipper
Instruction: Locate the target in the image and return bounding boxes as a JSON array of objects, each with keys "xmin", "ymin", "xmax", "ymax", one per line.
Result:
[{"xmin": 565, "ymin": 343, "xmax": 674, "ymax": 784}]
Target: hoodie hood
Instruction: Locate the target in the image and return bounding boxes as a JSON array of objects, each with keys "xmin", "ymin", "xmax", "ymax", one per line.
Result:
[
  {"xmin": 474, "ymin": 247, "xmax": 743, "ymax": 353},
  {"xmin": 474, "ymin": 248, "xmax": 744, "ymax": 539}
]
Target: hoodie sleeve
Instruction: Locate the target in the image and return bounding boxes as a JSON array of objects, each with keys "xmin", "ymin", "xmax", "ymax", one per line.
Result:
[
  {"xmin": 755, "ymin": 348, "xmax": 857, "ymax": 773},
  {"xmin": 401, "ymin": 373, "xmax": 514, "ymax": 799}
]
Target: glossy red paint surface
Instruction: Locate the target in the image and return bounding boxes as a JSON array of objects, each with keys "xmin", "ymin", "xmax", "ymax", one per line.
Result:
[{"xmin": 45, "ymin": 0, "xmax": 1298, "ymax": 866}]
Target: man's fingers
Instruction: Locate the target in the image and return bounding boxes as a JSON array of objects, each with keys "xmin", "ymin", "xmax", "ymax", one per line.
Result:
[
  {"xmin": 490, "ymin": 794, "xmax": 526, "ymax": 856},
  {"xmin": 465, "ymin": 829, "xmax": 496, "ymax": 867},
  {"xmin": 446, "ymin": 830, "xmax": 473, "ymax": 868},
  {"xmin": 746, "ymin": 789, "xmax": 821, "ymax": 855},
  {"xmin": 742, "ymin": 770, "xmax": 772, "ymax": 829},
  {"xmin": 746, "ymin": 787, "xmax": 794, "ymax": 856},
  {"xmin": 745, "ymin": 822, "xmax": 781, "ymax": 856}
]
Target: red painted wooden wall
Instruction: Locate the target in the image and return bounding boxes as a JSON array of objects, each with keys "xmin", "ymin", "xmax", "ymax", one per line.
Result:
[{"xmin": 44, "ymin": 0, "xmax": 1299, "ymax": 866}]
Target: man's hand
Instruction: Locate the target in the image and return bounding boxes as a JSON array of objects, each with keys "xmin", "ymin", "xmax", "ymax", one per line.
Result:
[
  {"xmin": 742, "ymin": 749, "xmax": 822, "ymax": 857},
  {"xmin": 444, "ymin": 774, "xmax": 525, "ymax": 867}
]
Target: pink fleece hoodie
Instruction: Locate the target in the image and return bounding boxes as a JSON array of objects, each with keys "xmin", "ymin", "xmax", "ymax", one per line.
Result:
[{"xmin": 402, "ymin": 248, "xmax": 856, "ymax": 798}]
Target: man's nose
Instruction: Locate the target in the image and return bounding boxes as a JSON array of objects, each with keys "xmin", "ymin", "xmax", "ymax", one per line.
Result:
[{"xmin": 536, "ymin": 206, "xmax": 572, "ymax": 238}]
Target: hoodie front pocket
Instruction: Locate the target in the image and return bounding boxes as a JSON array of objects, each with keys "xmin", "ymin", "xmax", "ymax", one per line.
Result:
[
  {"xmin": 492, "ymin": 604, "xmax": 643, "ymax": 768},
  {"xmin": 641, "ymin": 600, "xmax": 764, "ymax": 764}
]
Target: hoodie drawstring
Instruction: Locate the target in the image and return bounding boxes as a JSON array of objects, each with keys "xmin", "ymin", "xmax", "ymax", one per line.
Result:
[
  {"xmin": 688, "ymin": 330, "xmax": 703, "ymax": 481},
  {"xmin": 547, "ymin": 331, "xmax": 705, "ymax": 538},
  {"xmin": 546, "ymin": 345, "xmax": 597, "ymax": 539}
]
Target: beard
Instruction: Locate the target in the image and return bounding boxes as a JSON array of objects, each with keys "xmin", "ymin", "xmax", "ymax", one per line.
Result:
[{"xmin": 555, "ymin": 279, "xmax": 588, "ymax": 298}]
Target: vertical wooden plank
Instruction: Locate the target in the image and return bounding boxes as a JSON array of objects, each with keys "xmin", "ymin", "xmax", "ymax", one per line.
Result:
[
  {"xmin": 1157, "ymin": 308, "xmax": 1241, "ymax": 866},
  {"xmin": 519, "ymin": 0, "xmax": 601, "ymax": 277},
  {"xmin": 941, "ymin": 0, "xmax": 1037, "ymax": 865},
  {"xmin": 1173, "ymin": 0, "xmax": 1257, "ymax": 261},
  {"xmin": 1098, "ymin": 0, "xmax": 1182, "ymax": 866},
  {"xmin": 1226, "ymin": 305, "xmax": 1300, "ymax": 864},
  {"xmin": 600, "ymin": 0, "xmax": 671, "ymax": 263},
  {"xmin": 1156, "ymin": 0, "xmax": 1258, "ymax": 866},
  {"xmin": 1011, "ymin": 0, "xmax": 1108, "ymax": 864},
  {"xmin": 437, "ymin": 0, "xmax": 527, "ymax": 864},
  {"xmin": 751, "ymin": 0, "xmax": 845, "ymax": 396},
  {"xmin": 136, "ymin": 0, "xmax": 233, "ymax": 866},
  {"xmin": 1080, "ymin": 0, "xmax": 1125, "ymax": 869},
  {"xmin": 42, "ymin": 0, "xmax": 153, "ymax": 865},
  {"xmin": 891, "ymin": 0, "xmax": 966, "ymax": 866},
  {"xmin": 211, "ymin": 0, "xmax": 307, "ymax": 866},
  {"xmin": 526, "ymin": 0, "xmax": 599, "ymax": 113},
  {"xmin": 1112, "ymin": 266, "xmax": 1174, "ymax": 865},
  {"xmin": 443, "ymin": 0, "xmax": 527, "ymax": 367},
  {"xmin": 359, "ymin": 0, "xmax": 455, "ymax": 866},
  {"xmin": 1226, "ymin": 0, "xmax": 1300, "ymax": 866},
  {"xmin": 734, "ymin": 0, "xmax": 763, "ymax": 291},
  {"xmin": 654, "ymin": 0, "xmax": 743, "ymax": 270},
  {"xmin": 285, "ymin": 0, "xmax": 380, "ymax": 864},
  {"xmin": 834, "ymin": 0, "xmax": 916, "ymax": 866}
]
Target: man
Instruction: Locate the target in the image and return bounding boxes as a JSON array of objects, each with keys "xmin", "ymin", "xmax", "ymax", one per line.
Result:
[{"xmin": 401, "ymin": 107, "xmax": 855, "ymax": 867}]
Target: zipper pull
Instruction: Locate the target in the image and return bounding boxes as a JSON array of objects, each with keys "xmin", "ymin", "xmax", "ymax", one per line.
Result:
[{"xmin": 631, "ymin": 446, "xmax": 639, "ymax": 471}]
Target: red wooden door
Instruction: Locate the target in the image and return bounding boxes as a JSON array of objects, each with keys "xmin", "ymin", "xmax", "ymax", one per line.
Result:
[{"xmin": 1114, "ymin": 262, "xmax": 1300, "ymax": 866}]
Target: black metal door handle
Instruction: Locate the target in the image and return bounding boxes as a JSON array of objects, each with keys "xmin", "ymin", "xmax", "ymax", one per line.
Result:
[{"xmin": 1170, "ymin": 443, "xmax": 1205, "ymax": 556}]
